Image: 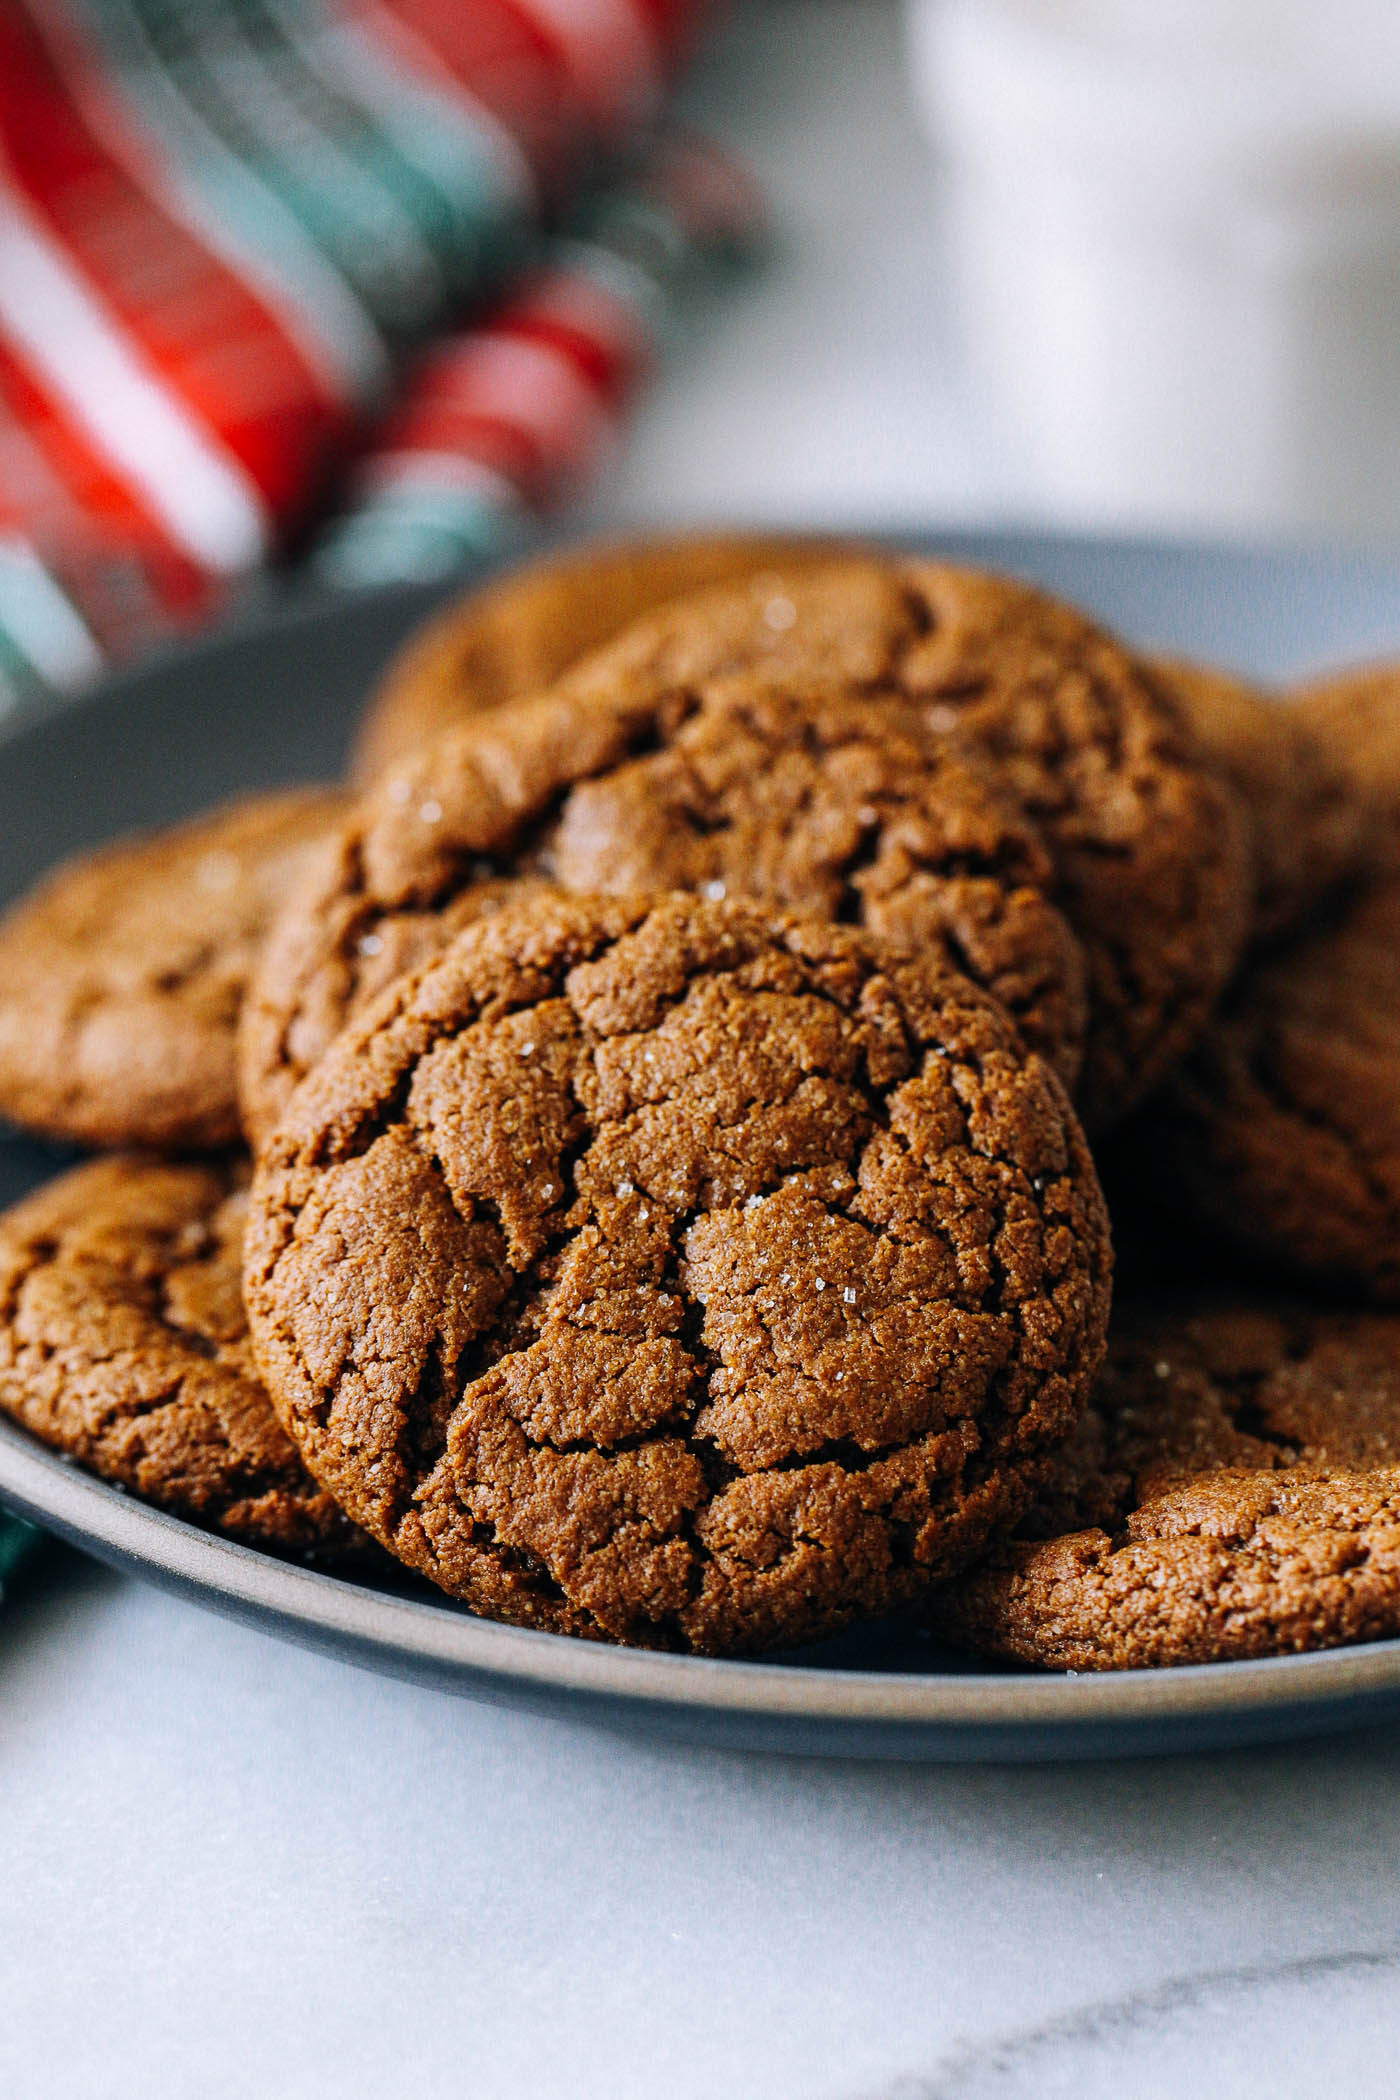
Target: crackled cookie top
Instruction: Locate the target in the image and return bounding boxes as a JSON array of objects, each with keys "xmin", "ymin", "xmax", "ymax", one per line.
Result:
[
  {"xmin": 350, "ymin": 530, "xmax": 855, "ymax": 782},
  {"xmin": 312, "ymin": 559, "xmax": 1249, "ymax": 1135},
  {"xmin": 0, "ymin": 1156, "xmax": 365, "ymax": 1557},
  {"xmin": 240, "ymin": 666, "xmax": 1088, "ymax": 1144},
  {"xmin": 238, "ymin": 864, "xmax": 553, "ymax": 1145},
  {"xmin": 1157, "ymin": 656, "xmax": 1368, "ymax": 941},
  {"xmin": 930, "ymin": 1298, "xmax": 1400, "ymax": 1669},
  {"xmin": 244, "ymin": 892, "xmax": 1112, "ymax": 1655},
  {"xmin": 1124, "ymin": 863, "xmax": 1400, "ymax": 1302},
  {"xmin": 0, "ymin": 788, "xmax": 344, "ymax": 1151}
]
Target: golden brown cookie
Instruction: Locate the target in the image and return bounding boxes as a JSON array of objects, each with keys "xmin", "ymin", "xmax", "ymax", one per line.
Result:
[
  {"xmin": 244, "ymin": 891, "xmax": 1112, "ymax": 1655},
  {"xmin": 0, "ymin": 788, "xmax": 345, "ymax": 1151},
  {"xmin": 0, "ymin": 1156, "xmax": 366, "ymax": 1558},
  {"xmin": 244, "ymin": 559, "xmax": 1247, "ymax": 1141},
  {"xmin": 239, "ymin": 673, "xmax": 1089, "ymax": 1146},
  {"xmin": 542, "ymin": 679, "xmax": 1089, "ymax": 1092},
  {"xmin": 350, "ymin": 530, "xmax": 856, "ymax": 782},
  {"xmin": 1121, "ymin": 858, "xmax": 1400, "ymax": 1302},
  {"xmin": 343, "ymin": 559, "xmax": 1248, "ymax": 1133},
  {"xmin": 930, "ymin": 1297, "xmax": 1400, "ymax": 1669},
  {"xmin": 1155, "ymin": 655, "xmax": 1367, "ymax": 940}
]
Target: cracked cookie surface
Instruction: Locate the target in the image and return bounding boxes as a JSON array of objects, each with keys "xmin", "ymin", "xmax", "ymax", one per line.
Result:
[
  {"xmin": 239, "ymin": 864, "xmax": 553, "ymax": 1146},
  {"xmin": 275, "ymin": 558, "xmax": 1248, "ymax": 1138},
  {"xmin": 350, "ymin": 530, "xmax": 856, "ymax": 782},
  {"xmin": 929, "ymin": 1298, "xmax": 1400, "ymax": 1668},
  {"xmin": 241, "ymin": 667, "xmax": 1088, "ymax": 1146},
  {"xmin": 0, "ymin": 1156, "xmax": 366, "ymax": 1557},
  {"xmin": 0, "ymin": 788, "xmax": 344, "ymax": 1150},
  {"xmin": 244, "ymin": 891, "xmax": 1112, "ymax": 1654},
  {"xmin": 1123, "ymin": 863, "xmax": 1400, "ymax": 1301}
]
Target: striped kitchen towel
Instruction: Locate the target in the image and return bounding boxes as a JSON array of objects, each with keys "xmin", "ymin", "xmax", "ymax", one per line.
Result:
[
  {"xmin": 0, "ymin": 0, "xmax": 750, "ymax": 709},
  {"xmin": 315, "ymin": 130, "xmax": 761, "ymax": 583}
]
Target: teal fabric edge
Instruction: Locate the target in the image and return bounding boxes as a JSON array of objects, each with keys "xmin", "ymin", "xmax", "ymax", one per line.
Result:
[{"xmin": 0, "ymin": 1508, "xmax": 42, "ymax": 1595}]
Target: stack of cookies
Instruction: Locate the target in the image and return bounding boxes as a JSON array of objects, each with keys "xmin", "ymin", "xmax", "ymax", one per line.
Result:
[{"xmin": 2, "ymin": 532, "xmax": 1398, "ymax": 1670}]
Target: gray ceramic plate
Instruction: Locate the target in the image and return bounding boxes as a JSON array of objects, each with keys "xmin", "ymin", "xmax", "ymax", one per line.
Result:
[{"xmin": 3, "ymin": 527, "xmax": 1400, "ymax": 1763}]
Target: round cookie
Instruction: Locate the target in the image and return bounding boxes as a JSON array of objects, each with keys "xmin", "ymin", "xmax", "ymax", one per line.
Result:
[
  {"xmin": 350, "ymin": 530, "xmax": 856, "ymax": 782},
  {"xmin": 0, "ymin": 1156, "xmax": 366, "ymax": 1559},
  {"xmin": 0, "ymin": 788, "xmax": 345, "ymax": 1150},
  {"xmin": 244, "ymin": 891, "xmax": 1113, "ymax": 1655},
  {"xmin": 1122, "ymin": 859, "xmax": 1400, "ymax": 1302},
  {"xmin": 1294, "ymin": 659, "xmax": 1400, "ymax": 837},
  {"xmin": 1155, "ymin": 655, "xmax": 1368, "ymax": 941},
  {"xmin": 929, "ymin": 1298, "xmax": 1400, "ymax": 1669},
  {"xmin": 239, "ymin": 673, "xmax": 1089, "ymax": 1146},
  {"xmin": 238, "ymin": 865, "xmax": 555, "ymax": 1146},
  {"xmin": 332, "ymin": 559, "xmax": 1251, "ymax": 1133}
]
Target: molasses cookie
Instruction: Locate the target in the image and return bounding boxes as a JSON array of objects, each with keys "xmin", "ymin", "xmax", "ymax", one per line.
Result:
[
  {"xmin": 238, "ymin": 866, "xmax": 554, "ymax": 1146},
  {"xmin": 239, "ymin": 672, "xmax": 1088, "ymax": 1145},
  {"xmin": 0, "ymin": 1156, "xmax": 365, "ymax": 1558},
  {"xmin": 1122, "ymin": 859, "xmax": 1400, "ymax": 1302},
  {"xmin": 244, "ymin": 891, "xmax": 1112, "ymax": 1654},
  {"xmin": 350, "ymin": 530, "xmax": 855, "ymax": 781},
  {"xmin": 0, "ymin": 788, "xmax": 344, "ymax": 1151},
  {"xmin": 930, "ymin": 1297, "xmax": 1400, "ymax": 1669},
  {"xmin": 332, "ymin": 560, "xmax": 1250, "ymax": 1133},
  {"xmin": 1156, "ymin": 656, "xmax": 1367, "ymax": 940}
]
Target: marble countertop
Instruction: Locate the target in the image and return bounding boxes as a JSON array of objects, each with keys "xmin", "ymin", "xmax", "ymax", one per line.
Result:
[
  {"xmin": 5, "ymin": 8, "xmax": 1400, "ymax": 2095},
  {"xmin": 8, "ymin": 1556, "xmax": 1400, "ymax": 2098}
]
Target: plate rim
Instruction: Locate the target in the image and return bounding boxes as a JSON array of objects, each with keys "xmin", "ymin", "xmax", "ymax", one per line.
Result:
[{"xmin": 7, "ymin": 1408, "xmax": 1400, "ymax": 1733}]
